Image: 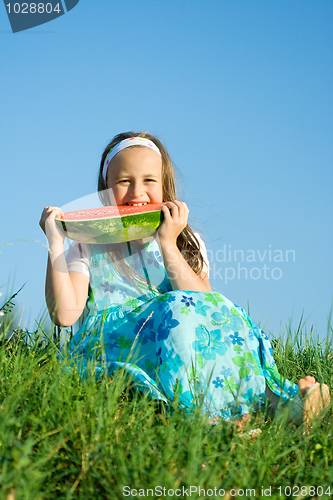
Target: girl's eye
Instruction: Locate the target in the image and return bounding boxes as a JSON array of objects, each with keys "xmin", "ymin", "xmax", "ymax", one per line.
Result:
[{"xmin": 118, "ymin": 179, "xmax": 156, "ymax": 184}]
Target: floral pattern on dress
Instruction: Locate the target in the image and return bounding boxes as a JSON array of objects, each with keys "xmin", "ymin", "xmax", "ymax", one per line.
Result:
[{"xmin": 65, "ymin": 237, "xmax": 299, "ymax": 419}]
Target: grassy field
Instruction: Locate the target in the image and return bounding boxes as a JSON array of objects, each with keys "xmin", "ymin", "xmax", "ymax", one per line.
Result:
[{"xmin": 0, "ymin": 291, "xmax": 333, "ymax": 500}]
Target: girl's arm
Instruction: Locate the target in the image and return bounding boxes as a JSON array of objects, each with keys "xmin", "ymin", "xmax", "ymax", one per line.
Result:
[
  {"xmin": 40, "ymin": 207, "xmax": 89, "ymax": 327},
  {"xmin": 158, "ymin": 201, "xmax": 212, "ymax": 292}
]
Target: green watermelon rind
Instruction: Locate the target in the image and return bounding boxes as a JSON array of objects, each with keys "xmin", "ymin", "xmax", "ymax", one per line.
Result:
[{"xmin": 55, "ymin": 209, "xmax": 163, "ymax": 244}]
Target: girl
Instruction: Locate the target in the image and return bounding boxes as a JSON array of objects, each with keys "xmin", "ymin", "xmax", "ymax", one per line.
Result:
[{"xmin": 40, "ymin": 131, "xmax": 330, "ymax": 426}]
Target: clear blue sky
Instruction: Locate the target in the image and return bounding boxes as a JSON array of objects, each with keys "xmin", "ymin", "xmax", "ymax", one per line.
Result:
[{"xmin": 1, "ymin": 0, "xmax": 332, "ymax": 340}]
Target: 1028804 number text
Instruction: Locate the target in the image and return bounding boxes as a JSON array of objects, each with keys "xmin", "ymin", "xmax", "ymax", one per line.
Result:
[
  {"xmin": 277, "ymin": 485, "xmax": 332, "ymax": 497},
  {"xmin": 6, "ymin": 3, "xmax": 61, "ymax": 14}
]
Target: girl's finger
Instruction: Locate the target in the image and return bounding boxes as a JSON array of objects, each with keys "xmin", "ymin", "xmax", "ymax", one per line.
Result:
[
  {"xmin": 164, "ymin": 202, "xmax": 179, "ymax": 216},
  {"xmin": 173, "ymin": 201, "xmax": 188, "ymax": 218},
  {"xmin": 171, "ymin": 200, "xmax": 188, "ymax": 212},
  {"xmin": 165, "ymin": 201, "xmax": 177, "ymax": 208},
  {"xmin": 161, "ymin": 204, "xmax": 172, "ymax": 218},
  {"xmin": 178, "ymin": 201, "xmax": 188, "ymax": 215},
  {"xmin": 46, "ymin": 207, "xmax": 63, "ymax": 216},
  {"xmin": 169, "ymin": 200, "xmax": 184, "ymax": 214}
]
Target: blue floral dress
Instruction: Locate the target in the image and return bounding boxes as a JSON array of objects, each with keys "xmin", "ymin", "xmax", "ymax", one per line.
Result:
[{"xmin": 66, "ymin": 237, "xmax": 298, "ymax": 420}]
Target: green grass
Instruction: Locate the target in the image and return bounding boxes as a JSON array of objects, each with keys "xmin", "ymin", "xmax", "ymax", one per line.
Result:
[{"xmin": 0, "ymin": 298, "xmax": 333, "ymax": 499}]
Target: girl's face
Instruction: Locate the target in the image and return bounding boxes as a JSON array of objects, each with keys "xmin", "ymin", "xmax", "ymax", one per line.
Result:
[{"xmin": 106, "ymin": 147, "xmax": 163, "ymax": 206}]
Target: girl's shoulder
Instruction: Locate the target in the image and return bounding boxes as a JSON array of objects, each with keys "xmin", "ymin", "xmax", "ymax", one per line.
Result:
[
  {"xmin": 192, "ymin": 232, "xmax": 208, "ymax": 255},
  {"xmin": 190, "ymin": 232, "xmax": 210, "ymax": 277},
  {"xmin": 65, "ymin": 241, "xmax": 91, "ymax": 278},
  {"xmin": 193, "ymin": 232, "xmax": 206, "ymax": 247}
]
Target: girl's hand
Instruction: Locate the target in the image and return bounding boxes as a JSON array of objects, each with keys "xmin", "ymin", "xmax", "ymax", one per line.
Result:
[
  {"xmin": 39, "ymin": 206, "xmax": 65, "ymax": 245},
  {"xmin": 158, "ymin": 201, "xmax": 189, "ymax": 246}
]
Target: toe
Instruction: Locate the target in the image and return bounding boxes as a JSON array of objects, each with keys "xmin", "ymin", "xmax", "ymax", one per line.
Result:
[
  {"xmin": 305, "ymin": 375, "xmax": 316, "ymax": 386},
  {"xmin": 298, "ymin": 379, "xmax": 308, "ymax": 398},
  {"xmin": 236, "ymin": 413, "xmax": 250, "ymax": 432}
]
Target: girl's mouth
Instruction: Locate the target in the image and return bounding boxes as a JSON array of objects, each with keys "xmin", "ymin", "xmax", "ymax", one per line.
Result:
[{"xmin": 125, "ymin": 202, "xmax": 149, "ymax": 206}]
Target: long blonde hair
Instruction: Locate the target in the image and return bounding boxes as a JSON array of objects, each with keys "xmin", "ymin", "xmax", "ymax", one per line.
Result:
[{"xmin": 97, "ymin": 131, "xmax": 207, "ymax": 295}]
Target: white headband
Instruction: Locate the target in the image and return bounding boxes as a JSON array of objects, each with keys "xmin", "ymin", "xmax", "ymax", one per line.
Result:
[{"xmin": 102, "ymin": 137, "xmax": 162, "ymax": 182}]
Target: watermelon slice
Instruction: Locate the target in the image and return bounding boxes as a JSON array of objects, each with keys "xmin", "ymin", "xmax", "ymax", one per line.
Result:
[{"xmin": 55, "ymin": 203, "xmax": 166, "ymax": 244}]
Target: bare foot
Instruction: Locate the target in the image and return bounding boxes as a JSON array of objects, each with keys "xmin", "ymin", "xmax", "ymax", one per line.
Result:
[
  {"xmin": 208, "ymin": 415, "xmax": 220, "ymax": 425},
  {"xmin": 207, "ymin": 413, "xmax": 251, "ymax": 432},
  {"xmin": 236, "ymin": 414, "xmax": 262, "ymax": 440},
  {"xmin": 236, "ymin": 413, "xmax": 250, "ymax": 432},
  {"xmin": 298, "ymin": 376, "xmax": 316, "ymax": 397},
  {"xmin": 297, "ymin": 377, "xmax": 330, "ymax": 426}
]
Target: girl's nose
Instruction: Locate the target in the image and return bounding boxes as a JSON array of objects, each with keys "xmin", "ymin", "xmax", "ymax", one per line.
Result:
[{"xmin": 130, "ymin": 183, "xmax": 144, "ymax": 197}]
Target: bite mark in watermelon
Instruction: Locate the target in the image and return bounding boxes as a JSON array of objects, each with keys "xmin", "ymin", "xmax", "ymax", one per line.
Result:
[{"xmin": 55, "ymin": 203, "xmax": 166, "ymax": 244}]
